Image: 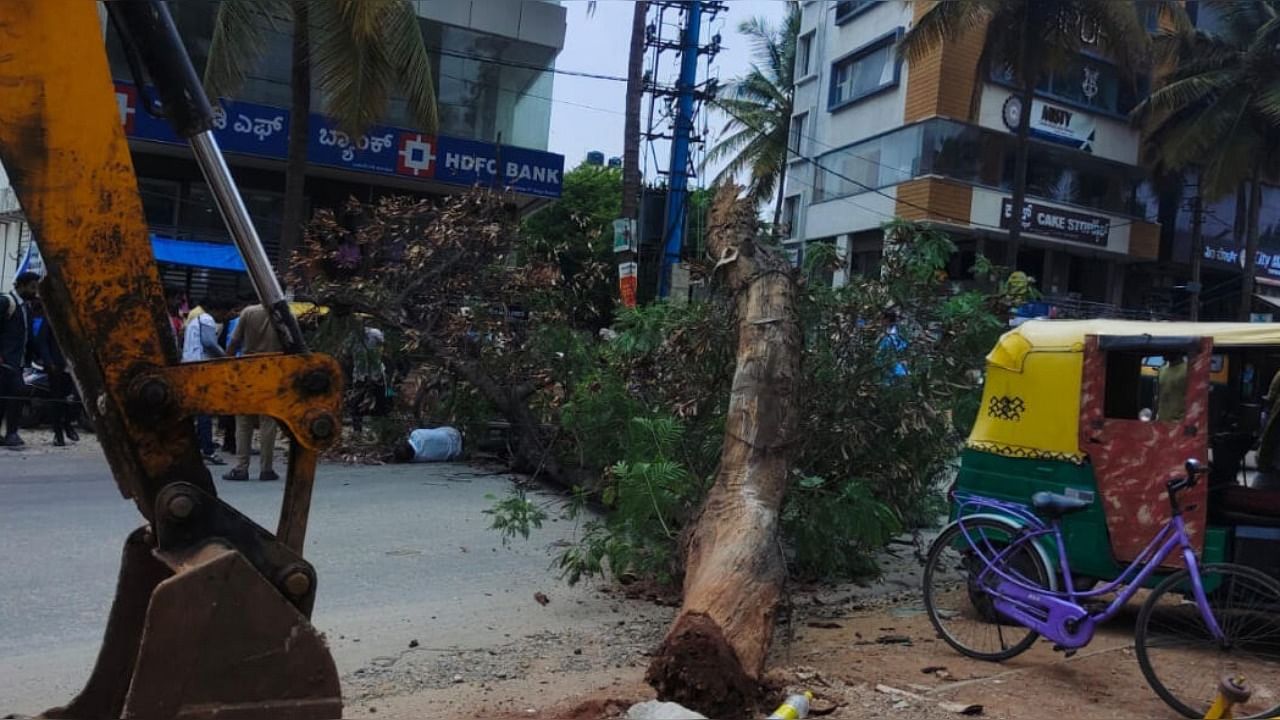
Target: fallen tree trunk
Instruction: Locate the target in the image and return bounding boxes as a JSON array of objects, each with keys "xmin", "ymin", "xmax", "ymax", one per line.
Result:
[{"xmin": 645, "ymin": 184, "xmax": 803, "ymax": 718}]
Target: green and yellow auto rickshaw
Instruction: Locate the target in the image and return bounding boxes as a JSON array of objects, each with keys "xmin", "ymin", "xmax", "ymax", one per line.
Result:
[{"xmin": 954, "ymin": 320, "xmax": 1280, "ymax": 585}]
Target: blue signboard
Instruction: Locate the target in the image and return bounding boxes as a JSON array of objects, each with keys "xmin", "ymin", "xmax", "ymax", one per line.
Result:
[{"xmin": 114, "ymin": 81, "xmax": 562, "ymax": 199}]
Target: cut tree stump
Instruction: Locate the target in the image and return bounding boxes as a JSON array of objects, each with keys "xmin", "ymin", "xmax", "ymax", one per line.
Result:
[{"xmin": 645, "ymin": 184, "xmax": 803, "ymax": 718}]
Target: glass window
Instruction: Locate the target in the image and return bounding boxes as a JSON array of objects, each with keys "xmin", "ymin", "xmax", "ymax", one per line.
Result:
[
  {"xmin": 813, "ymin": 124, "xmax": 920, "ymax": 201},
  {"xmin": 992, "ymin": 56, "xmax": 1145, "ymax": 116},
  {"xmin": 790, "ymin": 112, "xmax": 807, "ymax": 154},
  {"xmin": 812, "ymin": 118, "xmax": 1147, "ymax": 216},
  {"xmin": 138, "ymin": 179, "xmax": 180, "ymax": 230},
  {"xmin": 783, "ymin": 196, "xmax": 800, "ymax": 238},
  {"xmin": 835, "ymin": 0, "xmax": 875, "ymax": 24},
  {"xmin": 829, "ymin": 35, "xmax": 899, "ymax": 110},
  {"xmin": 797, "ymin": 32, "xmax": 814, "ymax": 78}
]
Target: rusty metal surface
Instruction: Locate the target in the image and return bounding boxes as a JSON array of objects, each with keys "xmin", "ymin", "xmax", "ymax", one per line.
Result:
[
  {"xmin": 0, "ymin": 1, "xmax": 213, "ymax": 518},
  {"xmin": 1079, "ymin": 336, "xmax": 1211, "ymax": 565},
  {"xmin": 140, "ymin": 355, "xmax": 342, "ymax": 452},
  {"xmin": 0, "ymin": 3, "xmax": 344, "ymax": 716},
  {"xmin": 121, "ymin": 547, "xmax": 340, "ymax": 719}
]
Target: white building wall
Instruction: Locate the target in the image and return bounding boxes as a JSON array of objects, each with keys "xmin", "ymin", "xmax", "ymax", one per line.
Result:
[{"xmin": 786, "ymin": 0, "xmax": 911, "ymax": 251}]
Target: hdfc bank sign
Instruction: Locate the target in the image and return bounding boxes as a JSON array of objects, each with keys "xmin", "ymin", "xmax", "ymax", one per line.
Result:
[{"xmin": 432, "ymin": 136, "xmax": 564, "ymax": 197}]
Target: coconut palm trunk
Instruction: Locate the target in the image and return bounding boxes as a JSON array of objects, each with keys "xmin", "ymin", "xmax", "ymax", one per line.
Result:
[
  {"xmin": 622, "ymin": 1, "xmax": 648, "ymax": 222},
  {"xmin": 280, "ymin": 0, "xmax": 310, "ymax": 272}
]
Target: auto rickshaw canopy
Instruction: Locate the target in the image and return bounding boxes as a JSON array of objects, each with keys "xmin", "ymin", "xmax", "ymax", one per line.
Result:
[{"xmin": 970, "ymin": 320, "xmax": 1280, "ymax": 464}]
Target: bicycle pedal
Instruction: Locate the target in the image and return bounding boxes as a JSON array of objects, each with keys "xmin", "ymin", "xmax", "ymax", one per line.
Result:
[{"xmin": 1052, "ymin": 644, "xmax": 1078, "ymax": 658}]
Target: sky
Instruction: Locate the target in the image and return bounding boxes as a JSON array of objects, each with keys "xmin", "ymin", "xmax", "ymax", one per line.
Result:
[{"xmin": 546, "ymin": 0, "xmax": 790, "ymax": 181}]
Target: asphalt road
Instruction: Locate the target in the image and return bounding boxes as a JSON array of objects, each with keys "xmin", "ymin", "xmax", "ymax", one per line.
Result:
[{"xmin": 0, "ymin": 443, "xmax": 612, "ymax": 715}]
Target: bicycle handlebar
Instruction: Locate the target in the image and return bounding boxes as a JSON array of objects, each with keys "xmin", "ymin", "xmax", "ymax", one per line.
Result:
[{"xmin": 1166, "ymin": 458, "xmax": 1203, "ymax": 510}]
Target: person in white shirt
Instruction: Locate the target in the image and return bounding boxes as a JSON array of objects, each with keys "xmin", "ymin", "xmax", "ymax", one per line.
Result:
[{"xmin": 181, "ymin": 298, "xmax": 230, "ymax": 463}]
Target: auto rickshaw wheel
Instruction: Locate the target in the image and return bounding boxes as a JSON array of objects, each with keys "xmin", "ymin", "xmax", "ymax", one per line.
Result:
[{"xmin": 924, "ymin": 517, "xmax": 1051, "ymax": 662}]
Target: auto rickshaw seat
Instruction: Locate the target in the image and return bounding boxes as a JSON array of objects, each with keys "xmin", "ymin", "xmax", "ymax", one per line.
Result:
[
  {"xmin": 1215, "ymin": 484, "xmax": 1280, "ymax": 526},
  {"xmin": 1031, "ymin": 491, "xmax": 1092, "ymax": 519}
]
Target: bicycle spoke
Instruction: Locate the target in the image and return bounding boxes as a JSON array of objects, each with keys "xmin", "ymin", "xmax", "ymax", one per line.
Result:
[
  {"xmin": 1137, "ymin": 564, "xmax": 1280, "ymax": 718},
  {"xmin": 924, "ymin": 520, "xmax": 1046, "ymax": 662}
]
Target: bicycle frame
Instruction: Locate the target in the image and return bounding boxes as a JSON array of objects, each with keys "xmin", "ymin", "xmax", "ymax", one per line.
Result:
[{"xmin": 953, "ymin": 493, "xmax": 1226, "ymax": 650}]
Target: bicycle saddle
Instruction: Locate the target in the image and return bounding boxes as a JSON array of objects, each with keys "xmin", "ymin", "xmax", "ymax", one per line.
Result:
[{"xmin": 1031, "ymin": 491, "xmax": 1092, "ymax": 518}]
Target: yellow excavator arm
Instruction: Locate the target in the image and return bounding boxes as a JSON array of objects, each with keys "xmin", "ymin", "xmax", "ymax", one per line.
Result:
[{"xmin": 0, "ymin": 2, "xmax": 343, "ymax": 717}]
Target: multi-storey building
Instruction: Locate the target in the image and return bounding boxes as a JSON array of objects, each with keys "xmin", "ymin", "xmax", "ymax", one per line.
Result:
[
  {"xmin": 784, "ymin": 0, "xmax": 1169, "ymax": 315},
  {"xmin": 3, "ymin": 0, "xmax": 567, "ymax": 300}
]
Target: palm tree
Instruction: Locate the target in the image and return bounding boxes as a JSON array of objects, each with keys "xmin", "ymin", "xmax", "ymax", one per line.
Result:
[
  {"xmin": 587, "ymin": 0, "xmax": 648, "ymax": 227},
  {"xmin": 704, "ymin": 2, "xmax": 801, "ymax": 227},
  {"xmin": 204, "ymin": 0, "xmax": 438, "ymax": 269},
  {"xmin": 1134, "ymin": 0, "xmax": 1280, "ymax": 320},
  {"xmin": 898, "ymin": 0, "xmax": 1147, "ymax": 266}
]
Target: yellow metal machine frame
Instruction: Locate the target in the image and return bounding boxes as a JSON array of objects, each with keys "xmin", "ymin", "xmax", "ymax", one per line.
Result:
[{"xmin": 0, "ymin": 2, "xmax": 344, "ymax": 717}]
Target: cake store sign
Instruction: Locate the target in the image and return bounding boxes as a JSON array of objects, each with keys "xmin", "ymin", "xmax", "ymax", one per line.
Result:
[{"xmin": 1001, "ymin": 198, "xmax": 1110, "ymax": 246}]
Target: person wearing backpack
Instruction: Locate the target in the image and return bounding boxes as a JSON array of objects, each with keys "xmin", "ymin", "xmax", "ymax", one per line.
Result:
[{"xmin": 0, "ymin": 271, "xmax": 39, "ymax": 448}]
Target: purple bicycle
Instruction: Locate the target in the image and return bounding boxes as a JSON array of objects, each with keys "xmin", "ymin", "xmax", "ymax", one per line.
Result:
[{"xmin": 923, "ymin": 459, "xmax": 1280, "ymax": 718}]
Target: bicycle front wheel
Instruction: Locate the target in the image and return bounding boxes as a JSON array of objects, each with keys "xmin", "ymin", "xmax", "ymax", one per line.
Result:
[
  {"xmin": 1135, "ymin": 562, "xmax": 1280, "ymax": 718},
  {"xmin": 923, "ymin": 517, "xmax": 1050, "ymax": 661}
]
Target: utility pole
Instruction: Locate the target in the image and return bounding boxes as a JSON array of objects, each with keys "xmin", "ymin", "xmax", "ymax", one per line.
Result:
[
  {"xmin": 658, "ymin": 1, "xmax": 703, "ymax": 298},
  {"xmin": 1188, "ymin": 190, "xmax": 1204, "ymax": 321}
]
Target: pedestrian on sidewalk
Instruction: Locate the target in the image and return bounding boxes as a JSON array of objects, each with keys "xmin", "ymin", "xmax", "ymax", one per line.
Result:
[
  {"xmin": 30, "ymin": 299, "xmax": 79, "ymax": 446},
  {"xmin": 182, "ymin": 297, "xmax": 230, "ymax": 464},
  {"xmin": 222, "ymin": 303, "xmax": 284, "ymax": 482},
  {"xmin": 0, "ymin": 271, "xmax": 39, "ymax": 448}
]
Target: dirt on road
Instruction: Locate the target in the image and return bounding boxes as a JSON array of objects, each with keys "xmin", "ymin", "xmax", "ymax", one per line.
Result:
[{"xmin": 342, "ymin": 548, "xmax": 1183, "ymax": 720}]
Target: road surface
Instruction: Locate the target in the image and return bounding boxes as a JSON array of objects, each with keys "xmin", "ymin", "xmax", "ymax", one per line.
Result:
[{"xmin": 0, "ymin": 441, "xmax": 624, "ymax": 715}]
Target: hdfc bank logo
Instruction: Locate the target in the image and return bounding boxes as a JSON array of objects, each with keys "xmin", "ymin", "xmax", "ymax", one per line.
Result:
[
  {"xmin": 115, "ymin": 84, "xmax": 137, "ymax": 134},
  {"xmin": 397, "ymin": 134, "xmax": 436, "ymax": 178}
]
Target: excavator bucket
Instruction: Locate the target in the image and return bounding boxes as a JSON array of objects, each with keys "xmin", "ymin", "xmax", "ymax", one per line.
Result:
[{"xmin": 43, "ymin": 532, "xmax": 341, "ymax": 720}]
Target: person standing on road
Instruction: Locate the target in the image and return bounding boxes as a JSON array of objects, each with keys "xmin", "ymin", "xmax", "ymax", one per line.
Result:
[
  {"xmin": 0, "ymin": 272, "xmax": 39, "ymax": 448},
  {"xmin": 30, "ymin": 299, "xmax": 79, "ymax": 446},
  {"xmin": 222, "ymin": 303, "xmax": 284, "ymax": 482},
  {"xmin": 182, "ymin": 297, "xmax": 229, "ymax": 464}
]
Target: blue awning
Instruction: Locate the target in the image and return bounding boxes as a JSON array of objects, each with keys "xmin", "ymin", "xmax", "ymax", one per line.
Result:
[{"xmin": 151, "ymin": 235, "xmax": 246, "ymax": 272}]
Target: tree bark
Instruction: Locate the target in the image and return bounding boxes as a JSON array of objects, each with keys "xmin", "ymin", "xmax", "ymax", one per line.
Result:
[
  {"xmin": 645, "ymin": 184, "xmax": 803, "ymax": 718},
  {"xmin": 772, "ymin": 155, "xmax": 789, "ymax": 237},
  {"xmin": 621, "ymin": 1, "xmax": 648, "ymax": 222},
  {"xmin": 280, "ymin": 0, "xmax": 311, "ymax": 274},
  {"xmin": 1240, "ymin": 174, "xmax": 1263, "ymax": 321}
]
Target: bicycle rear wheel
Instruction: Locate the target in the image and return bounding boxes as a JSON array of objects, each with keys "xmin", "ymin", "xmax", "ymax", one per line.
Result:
[
  {"xmin": 923, "ymin": 517, "xmax": 1050, "ymax": 661},
  {"xmin": 1135, "ymin": 562, "xmax": 1280, "ymax": 718}
]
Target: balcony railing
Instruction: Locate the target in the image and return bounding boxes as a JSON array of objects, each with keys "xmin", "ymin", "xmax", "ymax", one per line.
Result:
[{"xmin": 1038, "ymin": 294, "xmax": 1177, "ymax": 321}]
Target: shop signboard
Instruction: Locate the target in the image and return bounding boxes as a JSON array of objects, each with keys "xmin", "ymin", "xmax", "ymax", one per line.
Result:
[
  {"xmin": 1000, "ymin": 198, "xmax": 1110, "ymax": 246},
  {"xmin": 113, "ymin": 81, "xmax": 564, "ymax": 199}
]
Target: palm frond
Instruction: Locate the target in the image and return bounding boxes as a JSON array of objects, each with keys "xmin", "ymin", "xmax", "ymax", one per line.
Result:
[
  {"xmin": 311, "ymin": 0, "xmax": 436, "ymax": 136},
  {"xmin": 204, "ymin": 0, "xmax": 287, "ymax": 99},
  {"xmin": 382, "ymin": 0, "xmax": 438, "ymax": 133},
  {"xmin": 897, "ymin": 0, "xmax": 995, "ymax": 65}
]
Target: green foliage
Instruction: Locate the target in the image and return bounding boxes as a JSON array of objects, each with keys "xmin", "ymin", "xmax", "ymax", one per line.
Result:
[
  {"xmin": 556, "ymin": 418, "xmax": 704, "ymax": 586},
  {"xmin": 206, "ymin": 0, "xmax": 438, "ymax": 136},
  {"xmin": 508, "ymin": 219, "xmax": 1016, "ymax": 586},
  {"xmin": 1135, "ymin": 0, "xmax": 1280, "ymax": 198},
  {"xmin": 705, "ymin": 3, "xmax": 800, "ymax": 203},
  {"xmin": 784, "ymin": 475, "xmax": 902, "ymax": 578},
  {"xmin": 484, "ymin": 487, "xmax": 549, "ymax": 547},
  {"xmin": 520, "ymin": 163, "xmax": 623, "ymax": 331}
]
